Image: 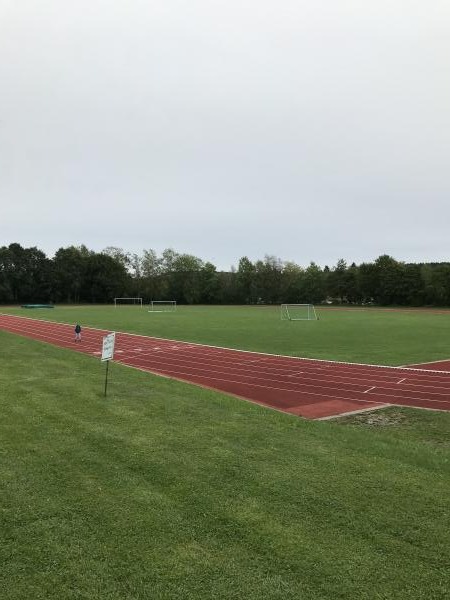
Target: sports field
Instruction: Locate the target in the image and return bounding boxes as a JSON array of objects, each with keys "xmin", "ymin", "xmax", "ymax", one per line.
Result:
[
  {"xmin": 1, "ymin": 305, "xmax": 450, "ymax": 599},
  {"xmin": 3, "ymin": 303, "xmax": 450, "ymax": 365},
  {"xmin": 1, "ymin": 309, "xmax": 450, "ymax": 418}
]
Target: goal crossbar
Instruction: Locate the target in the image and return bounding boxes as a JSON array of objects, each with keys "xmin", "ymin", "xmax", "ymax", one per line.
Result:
[
  {"xmin": 114, "ymin": 297, "xmax": 143, "ymax": 307},
  {"xmin": 148, "ymin": 300, "xmax": 177, "ymax": 312},
  {"xmin": 281, "ymin": 304, "xmax": 317, "ymax": 321}
]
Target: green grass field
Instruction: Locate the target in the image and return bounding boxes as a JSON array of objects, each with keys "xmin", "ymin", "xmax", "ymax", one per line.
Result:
[
  {"xmin": 3, "ymin": 304, "xmax": 450, "ymax": 365},
  {"xmin": 1, "ymin": 306, "xmax": 450, "ymax": 598}
]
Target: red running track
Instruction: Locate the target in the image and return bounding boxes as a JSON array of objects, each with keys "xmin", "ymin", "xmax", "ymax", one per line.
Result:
[{"xmin": 1, "ymin": 314, "xmax": 450, "ymax": 419}]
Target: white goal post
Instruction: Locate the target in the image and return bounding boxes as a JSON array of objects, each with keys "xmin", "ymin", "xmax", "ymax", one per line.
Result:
[
  {"xmin": 281, "ymin": 304, "xmax": 318, "ymax": 321},
  {"xmin": 148, "ymin": 300, "xmax": 177, "ymax": 313},
  {"xmin": 114, "ymin": 297, "xmax": 143, "ymax": 307}
]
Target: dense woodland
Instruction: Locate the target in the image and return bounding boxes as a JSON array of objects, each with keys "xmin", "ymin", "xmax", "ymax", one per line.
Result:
[{"xmin": 1, "ymin": 243, "xmax": 449, "ymax": 306}]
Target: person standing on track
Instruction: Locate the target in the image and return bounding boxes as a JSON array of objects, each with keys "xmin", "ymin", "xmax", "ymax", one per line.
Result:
[{"xmin": 74, "ymin": 323, "xmax": 82, "ymax": 342}]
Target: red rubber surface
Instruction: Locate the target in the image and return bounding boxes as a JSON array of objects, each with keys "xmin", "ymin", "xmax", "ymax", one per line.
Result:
[{"xmin": 1, "ymin": 313, "xmax": 450, "ymax": 419}]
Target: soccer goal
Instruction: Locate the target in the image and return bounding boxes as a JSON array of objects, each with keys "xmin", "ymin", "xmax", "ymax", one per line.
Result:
[
  {"xmin": 148, "ymin": 300, "xmax": 177, "ymax": 313},
  {"xmin": 281, "ymin": 304, "xmax": 318, "ymax": 321},
  {"xmin": 114, "ymin": 297, "xmax": 143, "ymax": 308}
]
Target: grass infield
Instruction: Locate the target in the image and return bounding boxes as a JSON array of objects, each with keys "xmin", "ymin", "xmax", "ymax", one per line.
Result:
[
  {"xmin": 1, "ymin": 330, "xmax": 449, "ymax": 599},
  {"xmin": 2, "ymin": 304, "xmax": 450, "ymax": 365}
]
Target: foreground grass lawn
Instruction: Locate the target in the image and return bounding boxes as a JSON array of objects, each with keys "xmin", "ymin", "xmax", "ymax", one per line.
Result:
[
  {"xmin": 3, "ymin": 304, "xmax": 450, "ymax": 365},
  {"xmin": 1, "ymin": 331, "xmax": 449, "ymax": 599}
]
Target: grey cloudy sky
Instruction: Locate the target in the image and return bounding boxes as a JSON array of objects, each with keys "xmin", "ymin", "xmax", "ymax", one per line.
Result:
[{"xmin": 1, "ymin": 0, "xmax": 449, "ymax": 269}]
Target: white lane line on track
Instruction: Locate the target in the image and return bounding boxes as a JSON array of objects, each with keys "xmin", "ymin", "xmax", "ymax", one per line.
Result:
[
  {"xmin": 109, "ymin": 351, "xmax": 450, "ymax": 398},
  {"xmin": 2, "ymin": 321, "xmax": 450, "ymax": 403},
  {"xmin": 399, "ymin": 357, "xmax": 450, "ymax": 368},
  {"xmin": 2, "ymin": 315, "xmax": 450, "ymax": 408},
  {"xmin": 5, "ymin": 311, "xmax": 450, "ymax": 374},
  {"xmin": 0, "ymin": 313, "xmax": 434, "ymax": 373},
  {"xmin": 0, "ymin": 313, "xmax": 450, "ymax": 377},
  {"xmin": 119, "ymin": 353, "xmax": 450, "ymax": 390},
  {"xmin": 2, "ymin": 324, "xmax": 450, "ymax": 412},
  {"xmin": 95, "ymin": 344, "xmax": 450, "ymax": 379},
  {"xmin": 114, "ymin": 358, "xmax": 389, "ymax": 407},
  {"xmin": 118, "ymin": 357, "xmax": 450, "ymax": 406},
  {"xmin": 2, "ymin": 318, "xmax": 448, "ymax": 403}
]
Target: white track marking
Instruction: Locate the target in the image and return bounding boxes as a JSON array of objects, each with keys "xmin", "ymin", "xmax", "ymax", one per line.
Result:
[
  {"xmin": 3, "ymin": 314, "xmax": 450, "ymax": 398},
  {"xmin": 115, "ymin": 357, "xmax": 450, "ymax": 406},
  {"xmin": 1, "ymin": 313, "xmax": 450, "ymax": 412},
  {"xmin": 3, "ymin": 316, "xmax": 450, "ymax": 400},
  {"xmin": 113, "ymin": 358, "xmax": 389, "ymax": 407},
  {"xmin": 363, "ymin": 386, "xmax": 376, "ymax": 394},
  {"xmin": 397, "ymin": 378, "xmax": 406, "ymax": 384},
  {"xmin": 110, "ymin": 351, "xmax": 450, "ymax": 398},
  {"xmin": 399, "ymin": 357, "xmax": 450, "ymax": 368},
  {"xmin": 4, "ymin": 311, "xmax": 450, "ymax": 374}
]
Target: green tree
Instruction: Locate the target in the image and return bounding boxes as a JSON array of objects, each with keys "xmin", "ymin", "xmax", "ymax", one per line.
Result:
[
  {"xmin": 83, "ymin": 253, "xmax": 129, "ymax": 303},
  {"xmin": 217, "ymin": 269, "xmax": 240, "ymax": 304},
  {"xmin": 421, "ymin": 263, "xmax": 450, "ymax": 305},
  {"xmin": 372, "ymin": 255, "xmax": 414, "ymax": 305},
  {"xmin": 0, "ymin": 244, "xmax": 52, "ymax": 303},
  {"xmin": 141, "ymin": 249, "xmax": 166, "ymax": 300},
  {"xmin": 280, "ymin": 261, "xmax": 304, "ymax": 303},
  {"xmin": 199, "ymin": 262, "xmax": 221, "ymax": 304},
  {"xmin": 102, "ymin": 247, "xmax": 132, "ymax": 271},
  {"xmin": 53, "ymin": 246, "xmax": 88, "ymax": 303},
  {"xmin": 254, "ymin": 255, "xmax": 283, "ymax": 303},
  {"xmin": 236, "ymin": 257, "xmax": 256, "ymax": 304},
  {"xmin": 358, "ymin": 262, "xmax": 378, "ymax": 303},
  {"xmin": 168, "ymin": 253, "xmax": 204, "ymax": 303},
  {"xmin": 327, "ymin": 259, "xmax": 349, "ymax": 302},
  {"xmin": 0, "ymin": 246, "xmax": 14, "ymax": 302},
  {"xmin": 300, "ymin": 262, "xmax": 325, "ymax": 304}
]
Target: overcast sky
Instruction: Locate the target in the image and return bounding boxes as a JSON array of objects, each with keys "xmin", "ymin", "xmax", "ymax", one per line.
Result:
[{"xmin": 1, "ymin": 1, "xmax": 449, "ymax": 269}]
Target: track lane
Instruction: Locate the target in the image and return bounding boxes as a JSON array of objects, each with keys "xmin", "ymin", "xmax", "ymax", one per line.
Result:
[{"xmin": 1, "ymin": 313, "xmax": 450, "ymax": 419}]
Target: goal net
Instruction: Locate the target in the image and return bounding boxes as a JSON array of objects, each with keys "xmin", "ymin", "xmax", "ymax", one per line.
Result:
[
  {"xmin": 281, "ymin": 304, "xmax": 318, "ymax": 321},
  {"xmin": 114, "ymin": 297, "xmax": 143, "ymax": 307},
  {"xmin": 148, "ymin": 300, "xmax": 177, "ymax": 313}
]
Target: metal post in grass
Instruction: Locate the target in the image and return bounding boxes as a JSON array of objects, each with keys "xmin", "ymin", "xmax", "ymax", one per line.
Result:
[{"xmin": 101, "ymin": 332, "xmax": 116, "ymax": 397}]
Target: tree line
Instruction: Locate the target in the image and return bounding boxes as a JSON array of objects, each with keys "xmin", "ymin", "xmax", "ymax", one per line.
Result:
[{"xmin": 1, "ymin": 243, "xmax": 449, "ymax": 306}]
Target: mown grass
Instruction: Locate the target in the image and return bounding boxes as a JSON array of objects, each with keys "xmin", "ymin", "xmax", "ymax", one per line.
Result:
[
  {"xmin": 2, "ymin": 304, "xmax": 450, "ymax": 365},
  {"xmin": 336, "ymin": 406, "xmax": 450, "ymax": 448},
  {"xmin": 1, "ymin": 331, "xmax": 449, "ymax": 599}
]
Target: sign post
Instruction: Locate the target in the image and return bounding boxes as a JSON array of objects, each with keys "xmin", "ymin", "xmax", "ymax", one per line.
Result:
[{"xmin": 101, "ymin": 332, "xmax": 116, "ymax": 397}]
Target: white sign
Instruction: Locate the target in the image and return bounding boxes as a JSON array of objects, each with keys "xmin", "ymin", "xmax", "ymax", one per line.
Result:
[{"xmin": 101, "ymin": 332, "xmax": 116, "ymax": 362}]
